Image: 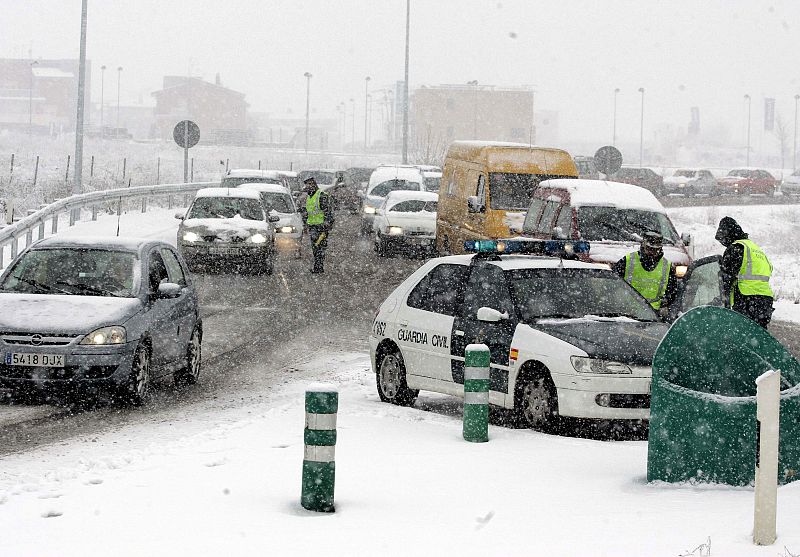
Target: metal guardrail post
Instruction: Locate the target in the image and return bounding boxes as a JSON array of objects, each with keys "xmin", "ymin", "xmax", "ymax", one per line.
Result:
[
  {"xmin": 25, "ymin": 228, "xmax": 32, "ymax": 248},
  {"xmin": 69, "ymin": 209, "xmax": 77, "ymax": 227},
  {"xmin": 91, "ymin": 206, "xmax": 98, "ymax": 221},
  {"xmin": 51, "ymin": 213, "xmax": 58, "ymax": 234},
  {"xmin": 463, "ymin": 344, "xmax": 491, "ymax": 443},
  {"xmin": 167, "ymin": 195, "xmax": 173, "ymax": 209},
  {"xmin": 302, "ymin": 385, "xmax": 338, "ymax": 513},
  {"xmin": 141, "ymin": 198, "xmax": 147, "ymax": 213},
  {"xmin": 37, "ymin": 221, "xmax": 44, "ymax": 240},
  {"xmin": 11, "ymin": 237, "xmax": 18, "ymax": 259}
]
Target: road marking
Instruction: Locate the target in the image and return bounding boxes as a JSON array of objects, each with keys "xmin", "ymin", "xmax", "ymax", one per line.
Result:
[{"xmin": 279, "ymin": 272, "xmax": 290, "ymax": 294}]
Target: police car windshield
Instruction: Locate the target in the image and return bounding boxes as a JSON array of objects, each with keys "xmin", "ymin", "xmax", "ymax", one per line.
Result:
[
  {"xmin": 508, "ymin": 268, "xmax": 658, "ymax": 323},
  {"xmin": 576, "ymin": 207, "xmax": 680, "ymax": 245}
]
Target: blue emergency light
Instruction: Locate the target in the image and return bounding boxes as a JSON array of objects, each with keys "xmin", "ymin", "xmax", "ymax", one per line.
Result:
[{"xmin": 463, "ymin": 239, "xmax": 590, "ymax": 258}]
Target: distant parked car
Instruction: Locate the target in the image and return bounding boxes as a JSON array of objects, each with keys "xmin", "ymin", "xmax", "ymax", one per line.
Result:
[
  {"xmin": 611, "ymin": 167, "xmax": 664, "ymax": 197},
  {"xmin": 662, "ymin": 169, "xmax": 718, "ymax": 196},
  {"xmin": 782, "ymin": 169, "xmax": 800, "ymax": 196},
  {"xmin": 717, "ymin": 169, "xmax": 777, "ymax": 196},
  {"xmin": 176, "ymin": 188, "xmax": 279, "ymax": 274},
  {"xmin": 0, "ymin": 237, "xmax": 202, "ymax": 405},
  {"xmin": 573, "ymin": 156, "xmax": 599, "ymax": 179}
]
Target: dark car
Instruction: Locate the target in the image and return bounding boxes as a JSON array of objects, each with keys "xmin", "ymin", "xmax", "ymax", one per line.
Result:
[
  {"xmin": 611, "ymin": 167, "xmax": 664, "ymax": 197},
  {"xmin": 0, "ymin": 237, "xmax": 202, "ymax": 405}
]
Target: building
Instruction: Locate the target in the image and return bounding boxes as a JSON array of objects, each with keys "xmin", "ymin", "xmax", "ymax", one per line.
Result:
[
  {"xmin": 152, "ymin": 75, "xmax": 249, "ymax": 145},
  {"xmin": 411, "ymin": 84, "xmax": 537, "ymax": 148},
  {"xmin": 0, "ymin": 58, "xmax": 92, "ymax": 134}
]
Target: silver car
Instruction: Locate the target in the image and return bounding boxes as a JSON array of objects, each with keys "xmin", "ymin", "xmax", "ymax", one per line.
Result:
[
  {"xmin": 662, "ymin": 169, "xmax": 718, "ymax": 196},
  {"xmin": 0, "ymin": 237, "xmax": 202, "ymax": 405}
]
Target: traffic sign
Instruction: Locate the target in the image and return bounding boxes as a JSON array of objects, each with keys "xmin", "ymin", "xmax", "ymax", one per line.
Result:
[
  {"xmin": 173, "ymin": 120, "xmax": 200, "ymax": 149},
  {"xmin": 593, "ymin": 145, "xmax": 623, "ymax": 176}
]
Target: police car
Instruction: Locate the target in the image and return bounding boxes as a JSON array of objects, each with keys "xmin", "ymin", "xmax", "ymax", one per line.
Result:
[{"xmin": 369, "ymin": 239, "xmax": 670, "ymax": 431}]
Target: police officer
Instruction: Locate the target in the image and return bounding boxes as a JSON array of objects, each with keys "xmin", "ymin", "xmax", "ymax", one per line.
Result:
[
  {"xmin": 715, "ymin": 216, "xmax": 774, "ymax": 328},
  {"xmin": 613, "ymin": 231, "xmax": 677, "ymax": 317},
  {"xmin": 299, "ymin": 176, "xmax": 335, "ymax": 274}
]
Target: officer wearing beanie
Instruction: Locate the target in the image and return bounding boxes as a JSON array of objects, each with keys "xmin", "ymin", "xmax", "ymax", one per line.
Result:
[{"xmin": 613, "ymin": 230, "xmax": 678, "ymax": 317}]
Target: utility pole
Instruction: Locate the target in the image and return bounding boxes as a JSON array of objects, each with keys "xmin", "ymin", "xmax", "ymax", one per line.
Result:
[
  {"xmin": 364, "ymin": 76, "xmax": 371, "ymax": 153},
  {"xmin": 116, "ymin": 66, "xmax": 123, "ymax": 130},
  {"xmin": 350, "ymin": 98, "xmax": 355, "ymax": 153},
  {"xmin": 28, "ymin": 60, "xmax": 38, "ymax": 137},
  {"xmin": 402, "ymin": 0, "xmax": 410, "ymax": 164},
  {"xmin": 467, "ymin": 80, "xmax": 478, "ymax": 139},
  {"xmin": 793, "ymin": 94, "xmax": 799, "ymax": 171},
  {"xmin": 304, "ymin": 72, "xmax": 312, "ymax": 153},
  {"xmin": 613, "ymin": 88, "xmax": 620, "ymax": 146},
  {"xmin": 638, "ymin": 87, "xmax": 645, "ymax": 166},
  {"xmin": 100, "ymin": 65, "xmax": 106, "ymax": 136},
  {"xmin": 73, "ymin": 0, "xmax": 88, "ymax": 197},
  {"xmin": 745, "ymin": 94, "xmax": 752, "ymax": 166}
]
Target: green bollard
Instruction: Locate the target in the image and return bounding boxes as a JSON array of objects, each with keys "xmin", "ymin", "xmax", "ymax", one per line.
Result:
[
  {"xmin": 463, "ymin": 344, "xmax": 490, "ymax": 443},
  {"xmin": 301, "ymin": 385, "xmax": 338, "ymax": 512}
]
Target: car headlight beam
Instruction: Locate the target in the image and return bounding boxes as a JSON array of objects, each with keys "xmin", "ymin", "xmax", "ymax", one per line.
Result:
[
  {"xmin": 570, "ymin": 355, "xmax": 632, "ymax": 374},
  {"xmin": 182, "ymin": 231, "xmax": 200, "ymax": 242},
  {"xmin": 279, "ymin": 226, "xmax": 295, "ymax": 234},
  {"xmin": 363, "ymin": 206, "xmax": 376, "ymax": 214},
  {"xmin": 388, "ymin": 226, "xmax": 404, "ymax": 236},
  {"xmin": 80, "ymin": 326, "xmax": 127, "ymax": 345},
  {"xmin": 249, "ymin": 233, "xmax": 268, "ymax": 244}
]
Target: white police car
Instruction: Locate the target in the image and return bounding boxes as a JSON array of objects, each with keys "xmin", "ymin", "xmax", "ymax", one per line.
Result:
[{"xmin": 369, "ymin": 239, "xmax": 670, "ymax": 431}]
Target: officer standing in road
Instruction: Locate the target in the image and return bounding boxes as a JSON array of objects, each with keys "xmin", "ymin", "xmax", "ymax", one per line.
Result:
[
  {"xmin": 299, "ymin": 176, "xmax": 335, "ymax": 274},
  {"xmin": 613, "ymin": 231, "xmax": 677, "ymax": 317},
  {"xmin": 715, "ymin": 216, "xmax": 774, "ymax": 328}
]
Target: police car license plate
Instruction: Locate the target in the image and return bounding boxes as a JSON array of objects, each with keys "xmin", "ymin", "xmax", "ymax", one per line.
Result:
[
  {"xmin": 4, "ymin": 353, "xmax": 65, "ymax": 367},
  {"xmin": 209, "ymin": 247, "xmax": 241, "ymax": 255}
]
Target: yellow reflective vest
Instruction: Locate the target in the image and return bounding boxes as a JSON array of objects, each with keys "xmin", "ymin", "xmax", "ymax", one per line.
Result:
[
  {"xmin": 306, "ymin": 190, "xmax": 325, "ymax": 225},
  {"xmin": 732, "ymin": 239, "xmax": 773, "ymax": 302},
  {"xmin": 624, "ymin": 252, "xmax": 671, "ymax": 309}
]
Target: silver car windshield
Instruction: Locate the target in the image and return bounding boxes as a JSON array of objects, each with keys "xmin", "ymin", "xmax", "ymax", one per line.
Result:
[
  {"xmin": 187, "ymin": 197, "xmax": 264, "ymax": 220},
  {"xmin": 261, "ymin": 192, "xmax": 295, "ymax": 213},
  {"xmin": 1, "ymin": 248, "xmax": 138, "ymax": 298}
]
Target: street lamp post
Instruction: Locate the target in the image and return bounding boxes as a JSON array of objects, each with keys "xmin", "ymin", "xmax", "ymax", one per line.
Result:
[
  {"xmin": 364, "ymin": 76, "xmax": 371, "ymax": 152},
  {"xmin": 638, "ymin": 87, "xmax": 645, "ymax": 166},
  {"xmin": 744, "ymin": 94, "xmax": 752, "ymax": 166},
  {"xmin": 28, "ymin": 60, "xmax": 38, "ymax": 137},
  {"xmin": 402, "ymin": 0, "xmax": 410, "ymax": 164},
  {"xmin": 116, "ymin": 66, "xmax": 122, "ymax": 130},
  {"xmin": 387, "ymin": 89, "xmax": 395, "ymax": 149},
  {"xmin": 100, "ymin": 65, "xmax": 106, "ymax": 136},
  {"xmin": 613, "ymin": 88, "xmax": 620, "ymax": 146},
  {"xmin": 303, "ymin": 72, "xmax": 312, "ymax": 153},
  {"xmin": 350, "ymin": 98, "xmax": 356, "ymax": 153},
  {"xmin": 467, "ymin": 80, "xmax": 478, "ymax": 139},
  {"xmin": 793, "ymin": 94, "xmax": 799, "ymax": 171}
]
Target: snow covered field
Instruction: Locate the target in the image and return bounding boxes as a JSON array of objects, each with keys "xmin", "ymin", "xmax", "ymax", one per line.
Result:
[{"xmin": 1, "ymin": 351, "xmax": 798, "ymax": 557}]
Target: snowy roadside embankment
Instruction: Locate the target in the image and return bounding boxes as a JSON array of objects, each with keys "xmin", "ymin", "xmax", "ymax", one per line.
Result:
[{"xmin": 1, "ymin": 352, "xmax": 798, "ymax": 556}]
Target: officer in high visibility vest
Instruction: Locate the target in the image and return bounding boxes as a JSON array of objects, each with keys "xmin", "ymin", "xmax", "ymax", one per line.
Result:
[
  {"xmin": 613, "ymin": 231, "xmax": 677, "ymax": 317},
  {"xmin": 300, "ymin": 176, "xmax": 335, "ymax": 274},
  {"xmin": 715, "ymin": 216, "xmax": 774, "ymax": 328}
]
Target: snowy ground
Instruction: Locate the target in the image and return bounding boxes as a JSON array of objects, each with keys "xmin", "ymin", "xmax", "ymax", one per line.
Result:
[{"xmin": 1, "ymin": 351, "xmax": 798, "ymax": 557}]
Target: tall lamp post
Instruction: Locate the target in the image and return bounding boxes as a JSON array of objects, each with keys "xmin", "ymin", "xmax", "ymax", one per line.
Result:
[
  {"xmin": 402, "ymin": 0, "xmax": 410, "ymax": 163},
  {"xmin": 28, "ymin": 60, "xmax": 38, "ymax": 137},
  {"xmin": 612, "ymin": 88, "xmax": 620, "ymax": 146},
  {"xmin": 638, "ymin": 87, "xmax": 645, "ymax": 166},
  {"xmin": 116, "ymin": 66, "xmax": 122, "ymax": 130},
  {"xmin": 303, "ymin": 72, "xmax": 312, "ymax": 153},
  {"xmin": 99, "ymin": 65, "xmax": 106, "ymax": 137},
  {"xmin": 349, "ymin": 98, "xmax": 356, "ymax": 153},
  {"xmin": 364, "ymin": 76, "xmax": 371, "ymax": 152},
  {"xmin": 467, "ymin": 80, "xmax": 479, "ymax": 139},
  {"xmin": 793, "ymin": 94, "xmax": 799, "ymax": 171},
  {"xmin": 744, "ymin": 94, "xmax": 752, "ymax": 166}
]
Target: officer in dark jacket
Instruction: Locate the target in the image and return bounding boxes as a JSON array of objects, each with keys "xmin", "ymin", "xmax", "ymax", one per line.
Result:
[
  {"xmin": 715, "ymin": 216, "xmax": 774, "ymax": 328},
  {"xmin": 613, "ymin": 231, "xmax": 678, "ymax": 317},
  {"xmin": 299, "ymin": 177, "xmax": 335, "ymax": 274}
]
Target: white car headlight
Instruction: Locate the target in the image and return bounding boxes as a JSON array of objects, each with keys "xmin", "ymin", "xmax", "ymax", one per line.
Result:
[
  {"xmin": 80, "ymin": 326, "xmax": 126, "ymax": 345},
  {"xmin": 182, "ymin": 231, "xmax": 200, "ymax": 242},
  {"xmin": 570, "ymin": 356, "xmax": 632, "ymax": 374},
  {"xmin": 388, "ymin": 226, "xmax": 404, "ymax": 235},
  {"xmin": 363, "ymin": 206, "xmax": 376, "ymax": 214},
  {"xmin": 678, "ymin": 183, "xmax": 686, "ymax": 188},
  {"xmin": 675, "ymin": 265, "xmax": 688, "ymax": 278},
  {"xmin": 279, "ymin": 226, "xmax": 295, "ymax": 234},
  {"xmin": 249, "ymin": 233, "xmax": 268, "ymax": 244}
]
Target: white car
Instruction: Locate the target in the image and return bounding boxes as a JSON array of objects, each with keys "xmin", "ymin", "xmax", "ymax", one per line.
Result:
[
  {"xmin": 373, "ymin": 191, "xmax": 438, "ymax": 257},
  {"xmin": 360, "ymin": 165, "xmax": 425, "ymax": 235},
  {"xmin": 782, "ymin": 169, "xmax": 800, "ymax": 196},
  {"xmin": 221, "ymin": 169, "xmax": 294, "ymax": 191},
  {"xmin": 237, "ymin": 183, "xmax": 303, "ymax": 258},
  {"xmin": 422, "ymin": 170, "xmax": 442, "ymax": 193},
  {"xmin": 369, "ymin": 240, "xmax": 669, "ymax": 431},
  {"xmin": 662, "ymin": 169, "xmax": 718, "ymax": 196}
]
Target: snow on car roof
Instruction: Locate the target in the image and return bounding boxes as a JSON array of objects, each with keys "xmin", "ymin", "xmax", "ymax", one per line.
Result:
[
  {"xmin": 384, "ymin": 191, "xmax": 438, "ymax": 204},
  {"xmin": 539, "ymin": 179, "xmax": 665, "ymax": 213},
  {"xmin": 369, "ymin": 165, "xmax": 424, "ymax": 186},
  {"xmin": 428, "ymin": 254, "xmax": 610, "ymax": 271},
  {"xmin": 225, "ymin": 169, "xmax": 284, "ymax": 179},
  {"xmin": 237, "ymin": 182, "xmax": 291, "ymax": 195},
  {"xmin": 194, "ymin": 187, "xmax": 262, "ymax": 200},
  {"xmin": 34, "ymin": 236, "xmax": 155, "ymax": 252},
  {"xmin": 422, "ymin": 170, "xmax": 442, "ymax": 177}
]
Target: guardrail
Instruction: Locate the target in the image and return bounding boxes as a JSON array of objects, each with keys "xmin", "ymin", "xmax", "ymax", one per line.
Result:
[{"xmin": 0, "ymin": 181, "xmax": 216, "ymax": 269}]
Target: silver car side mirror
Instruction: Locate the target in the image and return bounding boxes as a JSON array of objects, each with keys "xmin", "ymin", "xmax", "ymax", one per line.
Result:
[{"xmin": 174, "ymin": 211, "xmax": 185, "ymax": 220}]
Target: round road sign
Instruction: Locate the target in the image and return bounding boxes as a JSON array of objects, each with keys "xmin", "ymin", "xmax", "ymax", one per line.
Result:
[
  {"xmin": 173, "ymin": 120, "xmax": 200, "ymax": 149},
  {"xmin": 593, "ymin": 145, "xmax": 623, "ymax": 176}
]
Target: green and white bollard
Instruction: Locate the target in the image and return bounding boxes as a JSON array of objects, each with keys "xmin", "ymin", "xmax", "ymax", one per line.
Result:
[
  {"xmin": 463, "ymin": 344, "xmax": 490, "ymax": 443},
  {"xmin": 301, "ymin": 384, "xmax": 338, "ymax": 512}
]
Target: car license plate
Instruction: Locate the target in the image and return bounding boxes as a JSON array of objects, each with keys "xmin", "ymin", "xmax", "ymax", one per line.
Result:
[
  {"xmin": 4, "ymin": 353, "xmax": 65, "ymax": 367},
  {"xmin": 209, "ymin": 247, "xmax": 241, "ymax": 255}
]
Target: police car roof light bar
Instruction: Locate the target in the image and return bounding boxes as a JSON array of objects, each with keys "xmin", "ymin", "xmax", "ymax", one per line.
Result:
[{"xmin": 463, "ymin": 239, "xmax": 590, "ymax": 259}]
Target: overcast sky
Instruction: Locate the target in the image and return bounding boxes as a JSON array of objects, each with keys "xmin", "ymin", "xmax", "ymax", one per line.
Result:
[{"xmin": 2, "ymin": 0, "xmax": 799, "ymax": 144}]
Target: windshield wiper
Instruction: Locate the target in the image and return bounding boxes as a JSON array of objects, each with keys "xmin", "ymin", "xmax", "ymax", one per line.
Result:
[
  {"xmin": 55, "ymin": 280, "xmax": 123, "ymax": 297},
  {"xmin": 10, "ymin": 276, "xmax": 71, "ymax": 295}
]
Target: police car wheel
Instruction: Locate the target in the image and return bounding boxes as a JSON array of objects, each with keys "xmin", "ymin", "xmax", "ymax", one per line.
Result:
[
  {"xmin": 515, "ymin": 374, "xmax": 559, "ymax": 431},
  {"xmin": 376, "ymin": 351, "xmax": 418, "ymax": 406}
]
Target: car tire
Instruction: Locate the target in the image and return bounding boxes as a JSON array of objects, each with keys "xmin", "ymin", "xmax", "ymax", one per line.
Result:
[
  {"xmin": 120, "ymin": 343, "xmax": 151, "ymax": 406},
  {"xmin": 513, "ymin": 370, "xmax": 559, "ymax": 432},
  {"xmin": 174, "ymin": 325, "xmax": 202, "ymax": 387},
  {"xmin": 376, "ymin": 349, "xmax": 418, "ymax": 406}
]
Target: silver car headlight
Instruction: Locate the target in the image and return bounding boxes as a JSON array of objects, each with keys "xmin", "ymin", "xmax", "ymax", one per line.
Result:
[
  {"xmin": 279, "ymin": 226, "xmax": 295, "ymax": 234},
  {"xmin": 363, "ymin": 206, "xmax": 376, "ymax": 214},
  {"xmin": 182, "ymin": 231, "xmax": 200, "ymax": 242},
  {"xmin": 249, "ymin": 233, "xmax": 268, "ymax": 244},
  {"xmin": 678, "ymin": 183, "xmax": 686, "ymax": 188},
  {"xmin": 570, "ymin": 356, "xmax": 632, "ymax": 374},
  {"xmin": 388, "ymin": 226, "xmax": 404, "ymax": 235},
  {"xmin": 80, "ymin": 326, "xmax": 126, "ymax": 345}
]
